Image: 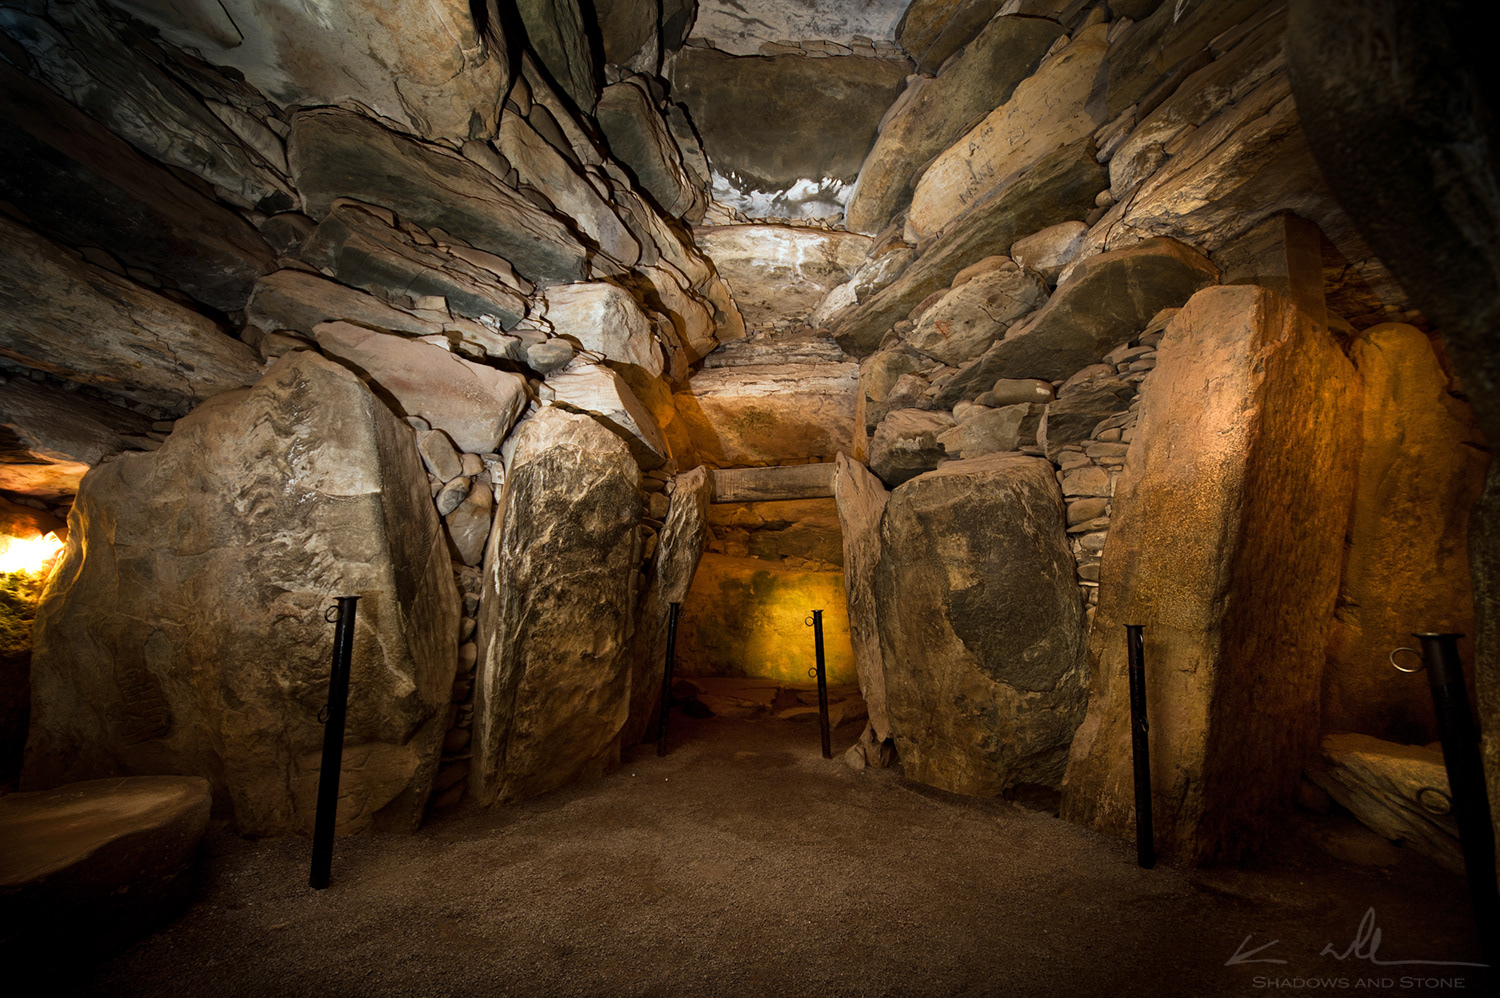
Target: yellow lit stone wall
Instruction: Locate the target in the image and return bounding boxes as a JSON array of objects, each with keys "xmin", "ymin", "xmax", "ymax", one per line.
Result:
[{"xmin": 676, "ymin": 553, "xmax": 857, "ymax": 685}]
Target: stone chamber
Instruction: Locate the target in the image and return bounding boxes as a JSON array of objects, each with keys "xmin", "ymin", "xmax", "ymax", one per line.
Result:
[{"xmin": 0, "ymin": 0, "xmax": 1497, "ymax": 994}]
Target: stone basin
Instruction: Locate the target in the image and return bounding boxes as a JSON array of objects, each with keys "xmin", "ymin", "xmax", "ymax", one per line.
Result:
[{"xmin": 0, "ymin": 776, "xmax": 211, "ymax": 955}]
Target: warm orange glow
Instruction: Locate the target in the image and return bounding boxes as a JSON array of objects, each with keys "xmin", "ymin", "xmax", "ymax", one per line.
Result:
[
  {"xmin": 678, "ymin": 554, "xmax": 859, "ymax": 686},
  {"xmin": 737, "ymin": 577, "xmax": 858, "ymax": 686},
  {"xmin": 0, "ymin": 532, "xmax": 64, "ymax": 575}
]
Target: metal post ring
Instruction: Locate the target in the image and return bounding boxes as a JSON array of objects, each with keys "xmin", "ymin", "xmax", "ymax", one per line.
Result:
[
  {"xmin": 324, "ymin": 605, "xmax": 341, "ymax": 623},
  {"xmin": 1415, "ymin": 786, "xmax": 1452, "ymax": 816},
  {"xmin": 807, "ymin": 667, "xmax": 818, "ymax": 679},
  {"xmin": 805, "ymin": 615, "xmax": 815, "ymax": 627},
  {"xmin": 1389, "ymin": 647, "xmax": 1426, "ymax": 673}
]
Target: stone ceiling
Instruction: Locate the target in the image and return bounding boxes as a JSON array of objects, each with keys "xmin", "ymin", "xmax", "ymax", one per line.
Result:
[{"xmin": 688, "ymin": 0, "xmax": 911, "ymax": 54}]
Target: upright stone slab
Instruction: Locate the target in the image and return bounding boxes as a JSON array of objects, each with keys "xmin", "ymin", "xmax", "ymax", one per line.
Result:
[
  {"xmin": 625, "ymin": 466, "xmax": 712, "ymax": 747},
  {"xmin": 1284, "ymin": 0, "xmax": 1500, "ymax": 857},
  {"xmin": 1324, "ymin": 324, "xmax": 1488, "ymax": 742},
  {"xmin": 543, "ymin": 361, "xmax": 669, "ymax": 469},
  {"xmin": 833, "ymin": 454, "xmax": 891, "ymax": 741},
  {"xmin": 23, "ymin": 353, "xmax": 459, "ymax": 836},
  {"xmin": 1061, "ymin": 286, "xmax": 1362, "ymax": 864},
  {"xmin": 472, "ymin": 408, "xmax": 643, "ymax": 805},
  {"xmin": 1471, "ymin": 464, "xmax": 1500, "ymax": 879},
  {"xmin": 877, "ymin": 453, "xmax": 1086, "ymax": 796}
]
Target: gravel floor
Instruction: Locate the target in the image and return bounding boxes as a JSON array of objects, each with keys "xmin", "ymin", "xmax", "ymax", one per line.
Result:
[{"xmin": 62, "ymin": 716, "xmax": 1493, "ymax": 998}]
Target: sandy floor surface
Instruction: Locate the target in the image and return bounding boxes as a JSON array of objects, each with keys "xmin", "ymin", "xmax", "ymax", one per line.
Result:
[{"xmin": 64, "ymin": 715, "xmax": 1493, "ymax": 997}]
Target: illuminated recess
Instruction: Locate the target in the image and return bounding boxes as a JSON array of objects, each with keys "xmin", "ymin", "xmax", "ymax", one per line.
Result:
[
  {"xmin": 677, "ymin": 553, "xmax": 858, "ymax": 686},
  {"xmin": 0, "ymin": 532, "xmax": 64, "ymax": 575}
]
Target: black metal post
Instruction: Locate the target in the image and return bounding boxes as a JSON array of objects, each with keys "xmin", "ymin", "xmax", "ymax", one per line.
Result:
[
  {"xmin": 1127, "ymin": 624, "xmax": 1155, "ymax": 870},
  {"xmin": 1413, "ymin": 632, "xmax": 1499, "ymax": 967},
  {"xmin": 810, "ymin": 609, "xmax": 831, "ymax": 759},
  {"xmin": 310, "ymin": 596, "xmax": 358, "ymax": 890},
  {"xmin": 657, "ymin": 601, "xmax": 681, "ymax": 757}
]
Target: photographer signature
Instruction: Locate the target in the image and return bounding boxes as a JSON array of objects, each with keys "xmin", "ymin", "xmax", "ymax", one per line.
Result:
[{"xmin": 1226, "ymin": 907, "xmax": 1489, "ymax": 968}]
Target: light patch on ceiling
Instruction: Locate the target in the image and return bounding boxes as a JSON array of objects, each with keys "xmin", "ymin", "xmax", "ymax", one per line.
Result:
[
  {"xmin": 0, "ymin": 531, "xmax": 63, "ymax": 575},
  {"xmin": 711, "ymin": 170, "xmax": 852, "ymax": 222},
  {"xmin": 689, "ymin": 0, "xmax": 910, "ymax": 56}
]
